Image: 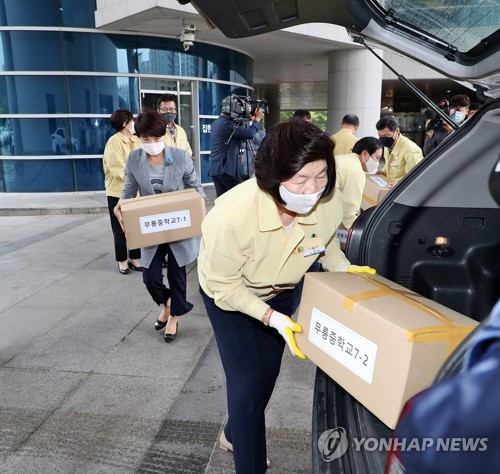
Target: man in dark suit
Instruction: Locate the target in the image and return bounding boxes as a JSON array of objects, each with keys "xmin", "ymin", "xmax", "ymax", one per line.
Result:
[{"xmin": 209, "ymin": 97, "xmax": 264, "ymax": 197}]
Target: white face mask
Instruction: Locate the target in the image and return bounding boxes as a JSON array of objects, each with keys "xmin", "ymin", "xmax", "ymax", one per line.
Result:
[
  {"xmin": 279, "ymin": 185, "xmax": 324, "ymax": 214},
  {"xmin": 365, "ymin": 157, "xmax": 379, "ymax": 174},
  {"xmin": 141, "ymin": 140, "xmax": 165, "ymax": 156},
  {"xmin": 127, "ymin": 123, "xmax": 135, "ymax": 135}
]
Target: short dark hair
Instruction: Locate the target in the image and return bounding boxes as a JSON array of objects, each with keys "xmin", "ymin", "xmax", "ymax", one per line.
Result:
[
  {"xmin": 134, "ymin": 109, "xmax": 167, "ymax": 138},
  {"xmin": 156, "ymin": 94, "xmax": 178, "ymax": 108},
  {"xmin": 450, "ymin": 94, "xmax": 470, "ymax": 108},
  {"xmin": 342, "ymin": 114, "xmax": 359, "ymax": 127},
  {"xmin": 109, "ymin": 109, "xmax": 133, "ymax": 132},
  {"xmin": 352, "ymin": 136, "xmax": 383, "ymax": 155},
  {"xmin": 255, "ymin": 119, "xmax": 336, "ymax": 205},
  {"xmin": 292, "ymin": 109, "xmax": 311, "ymax": 121},
  {"xmin": 376, "ymin": 116, "xmax": 399, "ymax": 131}
]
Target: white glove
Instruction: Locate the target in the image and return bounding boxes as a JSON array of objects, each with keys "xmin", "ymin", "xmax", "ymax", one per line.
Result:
[{"xmin": 269, "ymin": 311, "xmax": 306, "ymax": 360}]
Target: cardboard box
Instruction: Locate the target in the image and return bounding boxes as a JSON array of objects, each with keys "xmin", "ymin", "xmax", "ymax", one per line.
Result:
[
  {"xmin": 295, "ymin": 272, "xmax": 478, "ymax": 428},
  {"xmin": 121, "ymin": 189, "xmax": 205, "ymax": 249},
  {"xmin": 361, "ymin": 174, "xmax": 392, "ymax": 210}
]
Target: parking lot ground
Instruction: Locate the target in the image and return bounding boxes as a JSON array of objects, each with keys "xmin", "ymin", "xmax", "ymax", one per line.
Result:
[{"xmin": 0, "ymin": 189, "xmax": 316, "ymax": 473}]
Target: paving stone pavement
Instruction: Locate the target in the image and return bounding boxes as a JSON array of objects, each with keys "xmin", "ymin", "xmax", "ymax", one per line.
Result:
[{"xmin": 0, "ymin": 188, "xmax": 317, "ymax": 473}]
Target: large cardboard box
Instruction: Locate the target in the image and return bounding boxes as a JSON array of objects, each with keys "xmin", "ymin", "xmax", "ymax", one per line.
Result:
[
  {"xmin": 361, "ymin": 174, "xmax": 392, "ymax": 210},
  {"xmin": 121, "ymin": 189, "xmax": 205, "ymax": 249},
  {"xmin": 295, "ymin": 272, "xmax": 478, "ymax": 428}
]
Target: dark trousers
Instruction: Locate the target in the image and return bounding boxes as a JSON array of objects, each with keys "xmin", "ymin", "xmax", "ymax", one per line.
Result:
[
  {"xmin": 200, "ymin": 283, "xmax": 305, "ymax": 474},
  {"xmin": 212, "ymin": 173, "xmax": 239, "ymax": 197},
  {"xmin": 107, "ymin": 196, "xmax": 141, "ymax": 262},
  {"xmin": 143, "ymin": 243, "xmax": 193, "ymax": 316}
]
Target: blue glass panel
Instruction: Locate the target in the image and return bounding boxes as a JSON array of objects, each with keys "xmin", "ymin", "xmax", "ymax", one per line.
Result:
[
  {"xmin": 0, "ymin": 0, "xmax": 60, "ymax": 27},
  {"xmin": 199, "ymin": 117, "xmax": 216, "ymax": 184},
  {"xmin": 0, "ymin": 118, "xmax": 79, "ymax": 156},
  {"xmin": 0, "ymin": 159, "xmax": 4, "ymax": 192},
  {"xmin": 69, "ymin": 118, "xmax": 114, "ymax": 155},
  {"xmin": 61, "ymin": 0, "xmax": 96, "ymax": 28},
  {"xmin": 74, "ymin": 159, "xmax": 105, "ymax": 192},
  {"xmin": 137, "ymin": 36, "xmax": 198, "ymax": 76},
  {"xmin": 199, "ymin": 82, "xmax": 252, "ymax": 117},
  {"xmin": 2, "ymin": 159, "xmax": 74, "ymax": 192},
  {"xmin": 67, "ymin": 76, "xmax": 139, "ymax": 114},
  {"xmin": 64, "ymin": 32, "xmax": 137, "ymax": 73},
  {"xmin": 0, "ymin": 31, "xmax": 63, "ymax": 71},
  {"xmin": 136, "ymin": 35, "xmax": 253, "ymax": 84},
  {"xmin": 0, "ymin": 75, "xmax": 67, "ymax": 114}
]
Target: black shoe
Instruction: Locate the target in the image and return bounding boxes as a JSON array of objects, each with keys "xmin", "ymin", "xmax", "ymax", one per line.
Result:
[
  {"xmin": 128, "ymin": 260, "xmax": 144, "ymax": 272},
  {"xmin": 164, "ymin": 322, "xmax": 178, "ymax": 343},
  {"xmin": 155, "ymin": 319, "xmax": 168, "ymax": 331},
  {"xmin": 118, "ymin": 264, "xmax": 129, "ymax": 275}
]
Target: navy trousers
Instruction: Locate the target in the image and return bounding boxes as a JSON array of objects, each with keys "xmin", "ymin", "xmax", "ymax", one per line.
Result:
[
  {"xmin": 200, "ymin": 282, "xmax": 305, "ymax": 474},
  {"xmin": 143, "ymin": 243, "xmax": 193, "ymax": 316}
]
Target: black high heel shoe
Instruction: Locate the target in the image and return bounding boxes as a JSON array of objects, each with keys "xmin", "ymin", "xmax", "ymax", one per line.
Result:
[
  {"xmin": 128, "ymin": 261, "xmax": 144, "ymax": 272},
  {"xmin": 118, "ymin": 263, "xmax": 129, "ymax": 275},
  {"xmin": 155, "ymin": 299, "xmax": 171, "ymax": 330},
  {"xmin": 164, "ymin": 322, "xmax": 178, "ymax": 343}
]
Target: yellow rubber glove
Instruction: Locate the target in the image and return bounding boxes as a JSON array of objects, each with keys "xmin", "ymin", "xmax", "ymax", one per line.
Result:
[
  {"xmin": 346, "ymin": 265, "xmax": 377, "ymax": 274},
  {"xmin": 269, "ymin": 311, "xmax": 307, "ymax": 360}
]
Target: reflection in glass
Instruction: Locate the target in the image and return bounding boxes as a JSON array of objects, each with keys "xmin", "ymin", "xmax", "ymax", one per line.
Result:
[
  {"xmin": 0, "ymin": 117, "xmax": 124, "ymax": 157},
  {"xmin": 67, "ymin": 76, "xmax": 139, "ymax": 114},
  {"xmin": 0, "ymin": 31, "xmax": 63, "ymax": 71},
  {"xmin": 61, "ymin": 0, "xmax": 96, "ymax": 28},
  {"xmin": 74, "ymin": 158, "xmax": 105, "ymax": 191},
  {"xmin": 0, "ymin": 0, "xmax": 60, "ymax": 27},
  {"xmin": 2, "ymin": 159, "xmax": 74, "ymax": 192},
  {"xmin": 0, "ymin": 75, "xmax": 67, "ymax": 114},
  {"xmin": 70, "ymin": 118, "xmax": 115, "ymax": 155},
  {"xmin": 64, "ymin": 32, "xmax": 138, "ymax": 73}
]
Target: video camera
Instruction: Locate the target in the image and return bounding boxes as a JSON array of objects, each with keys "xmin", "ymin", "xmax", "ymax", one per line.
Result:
[
  {"xmin": 221, "ymin": 95, "xmax": 269, "ymax": 123},
  {"xmin": 425, "ymin": 99, "xmax": 450, "ymax": 131}
]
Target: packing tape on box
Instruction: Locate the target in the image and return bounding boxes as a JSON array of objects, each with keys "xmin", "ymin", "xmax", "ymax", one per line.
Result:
[
  {"xmin": 362, "ymin": 193, "xmax": 378, "ymax": 206},
  {"xmin": 342, "ymin": 274, "xmax": 476, "ymax": 356}
]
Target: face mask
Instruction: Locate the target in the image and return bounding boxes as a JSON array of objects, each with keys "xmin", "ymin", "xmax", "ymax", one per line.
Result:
[
  {"xmin": 279, "ymin": 185, "xmax": 324, "ymax": 214},
  {"xmin": 163, "ymin": 113, "xmax": 177, "ymax": 124},
  {"xmin": 127, "ymin": 123, "xmax": 135, "ymax": 135},
  {"xmin": 452, "ymin": 111, "xmax": 465, "ymax": 123},
  {"xmin": 365, "ymin": 157, "xmax": 379, "ymax": 174},
  {"xmin": 141, "ymin": 141, "xmax": 165, "ymax": 156},
  {"xmin": 379, "ymin": 136, "xmax": 395, "ymax": 149}
]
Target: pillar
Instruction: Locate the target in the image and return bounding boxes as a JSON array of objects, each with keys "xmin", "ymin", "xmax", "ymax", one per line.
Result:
[{"xmin": 326, "ymin": 48, "xmax": 383, "ymax": 138}]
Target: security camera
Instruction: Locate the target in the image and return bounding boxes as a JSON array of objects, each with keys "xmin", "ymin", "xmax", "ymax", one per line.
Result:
[{"xmin": 180, "ymin": 24, "xmax": 196, "ymax": 51}]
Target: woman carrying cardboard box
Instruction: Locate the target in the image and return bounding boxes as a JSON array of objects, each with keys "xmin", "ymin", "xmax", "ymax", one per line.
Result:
[
  {"xmin": 198, "ymin": 118, "xmax": 375, "ymax": 473},
  {"xmin": 114, "ymin": 110, "xmax": 206, "ymax": 343}
]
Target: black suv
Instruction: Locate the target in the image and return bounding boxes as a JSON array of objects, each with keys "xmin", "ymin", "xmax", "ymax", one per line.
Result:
[{"xmin": 183, "ymin": 1, "xmax": 500, "ymax": 472}]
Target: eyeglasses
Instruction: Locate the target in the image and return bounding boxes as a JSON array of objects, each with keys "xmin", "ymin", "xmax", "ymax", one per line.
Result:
[{"xmin": 159, "ymin": 107, "xmax": 177, "ymax": 113}]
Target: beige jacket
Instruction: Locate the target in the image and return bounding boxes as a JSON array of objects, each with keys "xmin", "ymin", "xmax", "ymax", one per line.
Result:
[
  {"xmin": 382, "ymin": 134, "xmax": 423, "ymax": 181},
  {"xmin": 102, "ymin": 131, "xmax": 141, "ymax": 198},
  {"xmin": 335, "ymin": 153, "xmax": 366, "ymax": 229},
  {"xmin": 198, "ymin": 178, "xmax": 349, "ymax": 320},
  {"xmin": 331, "ymin": 128, "xmax": 359, "ymax": 155},
  {"xmin": 164, "ymin": 124, "xmax": 193, "ymax": 157}
]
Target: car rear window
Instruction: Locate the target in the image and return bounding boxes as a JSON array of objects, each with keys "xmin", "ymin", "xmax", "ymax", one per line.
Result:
[{"xmin": 375, "ymin": 0, "xmax": 499, "ymax": 53}]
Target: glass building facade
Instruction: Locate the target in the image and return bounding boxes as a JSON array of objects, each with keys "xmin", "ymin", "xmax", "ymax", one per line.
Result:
[{"xmin": 0, "ymin": 0, "xmax": 255, "ymax": 191}]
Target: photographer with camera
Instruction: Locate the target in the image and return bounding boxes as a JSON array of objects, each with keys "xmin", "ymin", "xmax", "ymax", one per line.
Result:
[
  {"xmin": 209, "ymin": 95, "xmax": 265, "ymax": 197},
  {"xmin": 423, "ymin": 99, "xmax": 452, "ymax": 157}
]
